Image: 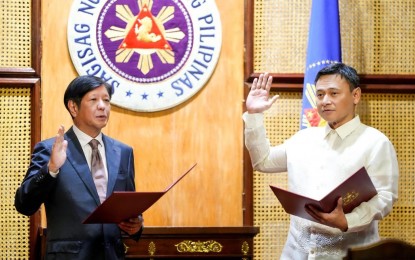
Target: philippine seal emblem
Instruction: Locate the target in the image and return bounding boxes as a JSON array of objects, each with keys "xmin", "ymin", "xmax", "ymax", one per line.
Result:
[{"xmin": 67, "ymin": 0, "xmax": 222, "ymax": 112}]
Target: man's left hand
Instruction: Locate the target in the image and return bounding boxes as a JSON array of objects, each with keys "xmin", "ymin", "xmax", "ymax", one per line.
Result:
[
  {"xmin": 118, "ymin": 215, "xmax": 144, "ymax": 235},
  {"xmin": 305, "ymin": 197, "xmax": 348, "ymax": 232}
]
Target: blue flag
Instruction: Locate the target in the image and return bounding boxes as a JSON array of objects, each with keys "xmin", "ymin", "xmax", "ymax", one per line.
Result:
[{"xmin": 300, "ymin": 0, "xmax": 341, "ymax": 129}]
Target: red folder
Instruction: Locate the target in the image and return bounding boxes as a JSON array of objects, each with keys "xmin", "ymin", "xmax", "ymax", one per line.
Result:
[
  {"xmin": 269, "ymin": 167, "xmax": 377, "ymax": 223},
  {"xmin": 83, "ymin": 163, "xmax": 197, "ymax": 224}
]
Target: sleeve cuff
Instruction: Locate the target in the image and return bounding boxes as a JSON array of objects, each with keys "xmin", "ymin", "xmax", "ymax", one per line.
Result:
[
  {"xmin": 344, "ymin": 212, "xmax": 359, "ymax": 232},
  {"xmin": 49, "ymin": 169, "xmax": 59, "ymax": 178}
]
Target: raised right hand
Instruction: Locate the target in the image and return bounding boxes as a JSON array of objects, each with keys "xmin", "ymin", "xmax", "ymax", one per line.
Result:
[
  {"xmin": 48, "ymin": 125, "xmax": 68, "ymax": 172},
  {"xmin": 246, "ymin": 72, "xmax": 279, "ymax": 113}
]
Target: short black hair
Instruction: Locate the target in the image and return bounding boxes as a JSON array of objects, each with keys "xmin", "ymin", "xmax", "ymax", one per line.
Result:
[
  {"xmin": 314, "ymin": 62, "xmax": 360, "ymax": 91},
  {"xmin": 63, "ymin": 75, "xmax": 113, "ymax": 113}
]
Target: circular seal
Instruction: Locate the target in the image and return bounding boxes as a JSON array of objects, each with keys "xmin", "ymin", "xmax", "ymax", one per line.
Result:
[{"xmin": 67, "ymin": 0, "xmax": 222, "ymax": 112}]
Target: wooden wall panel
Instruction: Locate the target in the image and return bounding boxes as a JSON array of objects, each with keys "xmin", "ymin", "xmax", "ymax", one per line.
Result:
[{"xmin": 41, "ymin": 0, "xmax": 244, "ymax": 227}]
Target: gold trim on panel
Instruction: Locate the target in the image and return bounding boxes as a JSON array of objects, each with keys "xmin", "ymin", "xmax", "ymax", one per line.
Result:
[
  {"xmin": 242, "ymin": 241, "xmax": 250, "ymax": 255},
  {"xmin": 148, "ymin": 241, "xmax": 156, "ymax": 256},
  {"xmin": 175, "ymin": 240, "xmax": 223, "ymax": 253},
  {"xmin": 123, "ymin": 243, "xmax": 129, "ymax": 254}
]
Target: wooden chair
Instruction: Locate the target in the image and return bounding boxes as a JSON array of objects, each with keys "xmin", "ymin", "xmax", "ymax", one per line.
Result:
[{"xmin": 343, "ymin": 238, "xmax": 415, "ymax": 260}]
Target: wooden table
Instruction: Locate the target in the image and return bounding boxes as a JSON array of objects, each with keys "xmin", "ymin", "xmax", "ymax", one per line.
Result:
[{"xmin": 124, "ymin": 226, "xmax": 259, "ymax": 259}]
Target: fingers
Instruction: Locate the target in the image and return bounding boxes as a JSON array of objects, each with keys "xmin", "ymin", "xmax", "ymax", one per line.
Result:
[
  {"xmin": 49, "ymin": 125, "xmax": 68, "ymax": 172},
  {"xmin": 246, "ymin": 72, "xmax": 277, "ymax": 113},
  {"xmin": 336, "ymin": 197, "xmax": 344, "ymax": 211},
  {"xmin": 305, "ymin": 205, "xmax": 321, "ymax": 222},
  {"xmin": 138, "ymin": 215, "xmax": 144, "ymax": 223},
  {"xmin": 265, "ymin": 73, "xmax": 273, "ymax": 91},
  {"xmin": 258, "ymin": 73, "xmax": 271, "ymax": 89},
  {"xmin": 257, "ymin": 73, "xmax": 265, "ymax": 89},
  {"xmin": 251, "ymin": 78, "xmax": 258, "ymax": 90},
  {"xmin": 118, "ymin": 217, "xmax": 143, "ymax": 235},
  {"xmin": 53, "ymin": 125, "xmax": 68, "ymax": 152},
  {"xmin": 269, "ymin": 94, "xmax": 280, "ymax": 106},
  {"xmin": 55, "ymin": 125, "xmax": 65, "ymax": 145},
  {"xmin": 129, "ymin": 216, "xmax": 144, "ymax": 224},
  {"xmin": 58, "ymin": 125, "xmax": 65, "ymax": 135},
  {"xmin": 251, "ymin": 73, "xmax": 272, "ymax": 90},
  {"xmin": 305, "ymin": 199, "xmax": 347, "ymax": 230}
]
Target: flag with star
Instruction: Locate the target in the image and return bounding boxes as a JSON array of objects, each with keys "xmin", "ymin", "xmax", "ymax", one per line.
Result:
[{"xmin": 300, "ymin": 0, "xmax": 342, "ymax": 129}]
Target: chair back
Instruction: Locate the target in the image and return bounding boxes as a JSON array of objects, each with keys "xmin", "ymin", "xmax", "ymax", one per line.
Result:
[{"xmin": 344, "ymin": 238, "xmax": 415, "ymax": 260}]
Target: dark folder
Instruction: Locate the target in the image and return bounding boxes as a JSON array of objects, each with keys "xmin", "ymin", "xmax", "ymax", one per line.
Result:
[
  {"xmin": 83, "ymin": 163, "xmax": 197, "ymax": 224},
  {"xmin": 269, "ymin": 167, "xmax": 377, "ymax": 223}
]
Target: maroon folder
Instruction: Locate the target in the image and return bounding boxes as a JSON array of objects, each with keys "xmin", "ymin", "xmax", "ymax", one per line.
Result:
[
  {"xmin": 83, "ymin": 163, "xmax": 197, "ymax": 224},
  {"xmin": 269, "ymin": 167, "xmax": 377, "ymax": 223}
]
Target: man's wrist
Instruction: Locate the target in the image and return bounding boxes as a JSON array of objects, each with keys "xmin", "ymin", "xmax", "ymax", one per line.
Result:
[{"xmin": 48, "ymin": 163, "xmax": 60, "ymax": 177}]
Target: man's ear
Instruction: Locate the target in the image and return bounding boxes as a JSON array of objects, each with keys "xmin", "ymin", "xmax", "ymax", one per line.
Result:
[
  {"xmin": 352, "ymin": 87, "xmax": 361, "ymax": 105},
  {"xmin": 68, "ymin": 100, "xmax": 78, "ymax": 117}
]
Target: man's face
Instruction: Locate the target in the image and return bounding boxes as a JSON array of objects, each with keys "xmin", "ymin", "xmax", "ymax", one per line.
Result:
[
  {"xmin": 71, "ymin": 85, "xmax": 111, "ymax": 137},
  {"xmin": 315, "ymin": 74, "xmax": 360, "ymax": 129}
]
